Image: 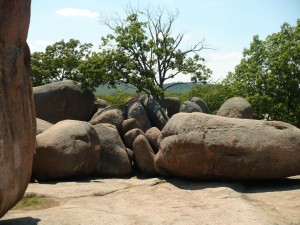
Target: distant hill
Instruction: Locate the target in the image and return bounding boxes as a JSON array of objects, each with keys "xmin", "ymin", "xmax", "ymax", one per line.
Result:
[{"xmin": 95, "ymin": 82, "xmax": 204, "ymax": 95}]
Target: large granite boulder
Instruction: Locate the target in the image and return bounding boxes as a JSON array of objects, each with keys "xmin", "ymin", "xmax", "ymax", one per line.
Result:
[
  {"xmin": 33, "ymin": 80, "xmax": 95, "ymax": 123},
  {"xmin": 145, "ymin": 127, "xmax": 161, "ymax": 153},
  {"xmin": 190, "ymin": 97, "xmax": 209, "ymax": 113},
  {"xmin": 0, "ymin": 0, "xmax": 36, "ymax": 218},
  {"xmin": 155, "ymin": 113, "xmax": 300, "ymax": 180},
  {"xmin": 180, "ymin": 101, "xmax": 203, "ymax": 113},
  {"xmin": 122, "ymin": 118, "xmax": 141, "ymax": 135},
  {"xmin": 142, "ymin": 96, "xmax": 169, "ymax": 130},
  {"xmin": 126, "ymin": 101, "xmax": 151, "ymax": 132},
  {"xmin": 32, "ymin": 120, "xmax": 100, "ymax": 181},
  {"xmin": 164, "ymin": 97, "xmax": 181, "ymax": 118},
  {"xmin": 90, "ymin": 107, "xmax": 124, "ymax": 133},
  {"xmin": 133, "ymin": 135, "xmax": 157, "ymax": 176},
  {"xmin": 36, "ymin": 118, "xmax": 53, "ymax": 135},
  {"xmin": 217, "ymin": 97, "xmax": 253, "ymax": 119},
  {"xmin": 93, "ymin": 123, "xmax": 132, "ymax": 177},
  {"xmin": 124, "ymin": 128, "xmax": 145, "ymax": 149}
]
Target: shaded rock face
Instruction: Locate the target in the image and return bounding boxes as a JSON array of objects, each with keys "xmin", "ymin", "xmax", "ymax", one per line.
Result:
[
  {"xmin": 0, "ymin": 0, "xmax": 36, "ymax": 218},
  {"xmin": 190, "ymin": 97, "xmax": 209, "ymax": 113},
  {"xmin": 93, "ymin": 123, "xmax": 132, "ymax": 177},
  {"xmin": 163, "ymin": 97, "xmax": 181, "ymax": 118},
  {"xmin": 155, "ymin": 113, "xmax": 300, "ymax": 180},
  {"xmin": 36, "ymin": 118, "xmax": 53, "ymax": 135},
  {"xmin": 145, "ymin": 127, "xmax": 161, "ymax": 153},
  {"xmin": 180, "ymin": 101, "xmax": 203, "ymax": 113},
  {"xmin": 32, "ymin": 120, "xmax": 100, "ymax": 181},
  {"xmin": 133, "ymin": 135, "xmax": 157, "ymax": 176},
  {"xmin": 33, "ymin": 80, "xmax": 95, "ymax": 123},
  {"xmin": 90, "ymin": 108, "xmax": 124, "ymax": 133},
  {"xmin": 122, "ymin": 118, "xmax": 140, "ymax": 135},
  {"xmin": 124, "ymin": 128, "xmax": 145, "ymax": 149},
  {"xmin": 142, "ymin": 96, "xmax": 169, "ymax": 130},
  {"xmin": 127, "ymin": 101, "xmax": 151, "ymax": 132},
  {"xmin": 217, "ymin": 97, "xmax": 253, "ymax": 119}
]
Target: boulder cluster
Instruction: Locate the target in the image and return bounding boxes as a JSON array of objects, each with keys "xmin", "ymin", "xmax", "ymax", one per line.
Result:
[{"xmin": 33, "ymin": 80, "xmax": 300, "ymax": 182}]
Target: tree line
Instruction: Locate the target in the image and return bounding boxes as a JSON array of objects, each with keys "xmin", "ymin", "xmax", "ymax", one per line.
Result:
[{"xmin": 30, "ymin": 7, "xmax": 300, "ymax": 127}]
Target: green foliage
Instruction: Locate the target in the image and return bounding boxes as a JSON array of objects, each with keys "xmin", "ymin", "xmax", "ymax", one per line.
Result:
[
  {"xmin": 224, "ymin": 20, "xmax": 300, "ymax": 126},
  {"xmin": 189, "ymin": 84, "xmax": 236, "ymax": 114},
  {"xmin": 87, "ymin": 7, "xmax": 211, "ymax": 104},
  {"xmin": 96, "ymin": 88, "xmax": 133, "ymax": 111},
  {"xmin": 31, "ymin": 39, "xmax": 95, "ymax": 90}
]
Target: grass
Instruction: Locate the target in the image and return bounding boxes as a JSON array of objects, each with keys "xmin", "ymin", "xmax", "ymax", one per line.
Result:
[{"xmin": 12, "ymin": 193, "xmax": 59, "ymax": 210}]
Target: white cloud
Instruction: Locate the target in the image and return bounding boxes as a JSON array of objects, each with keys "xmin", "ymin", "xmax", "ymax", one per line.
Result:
[{"xmin": 55, "ymin": 8, "xmax": 99, "ymax": 18}]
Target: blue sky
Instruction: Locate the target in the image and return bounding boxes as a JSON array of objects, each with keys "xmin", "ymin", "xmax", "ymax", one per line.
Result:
[{"xmin": 28, "ymin": 0, "xmax": 300, "ymax": 82}]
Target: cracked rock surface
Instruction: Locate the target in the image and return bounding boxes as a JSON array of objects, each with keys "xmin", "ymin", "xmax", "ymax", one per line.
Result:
[{"xmin": 1, "ymin": 176, "xmax": 300, "ymax": 225}]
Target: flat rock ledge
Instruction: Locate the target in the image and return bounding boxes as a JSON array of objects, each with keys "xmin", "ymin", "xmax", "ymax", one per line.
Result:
[{"xmin": 1, "ymin": 176, "xmax": 300, "ymax": 225}]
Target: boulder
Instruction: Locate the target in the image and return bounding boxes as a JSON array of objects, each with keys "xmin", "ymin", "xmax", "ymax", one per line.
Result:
[
  {"xmin": 180, "ymin": 101, "xmax": 203, "ymax": 113},
  {"xmin": 217, "ymin": 97, "xmax": 253, "ymax": 119},
  {"xmin": 145, "ymin": 127, "xmax": 161, "ymax": 153},
  {"xmin": 190, "ymin": 97, "xmax": 209, "ymax": 113},
  {"xmin": 142, "ymin": 96, "xmax": 169, "ymax": 130},
  {"xmin": 126, "ymin": 101, "xmax": 151, "ymax": 132},
  {"xmin": 0, "ymin": 0, "xmax": 36, "ymax": 218},
  {"xmin": 124, "ymin": 128, "xmax": 145, "ymax": 149},
  {"xmin": 36, "ymin": 118, "xmax": 53, "ymax": 135},
  {"xmin": 95, "ymin": 98, "xmax": 109, "ymax": 109},
  {"xmin": 33, "ymin": 80, "xmax": 95, "ymax": 123},
  {"xmin": 90, "ymin": 108, "xmax": 124, "ymax": 133},
  {"xmin": 133, "ymin": 135, "xmax": 157, "ymax": 176},
  {"xmin": 155, "ymin": 113, "xmax": 300, "ymax": 180},
  {"xmin": 32, "ymin": 120, "xmax": 100, "ymax": 181},
  {"xmin": 93, "ymin": 123, "xmax": 132, "ymax": 177},
  {"xmin": 122, "ymin": 118, "xmax": 141, "ymax": 135},
  {"xmin": 163, "ymin": 97, "xmax": 181, "ymax": 118}
]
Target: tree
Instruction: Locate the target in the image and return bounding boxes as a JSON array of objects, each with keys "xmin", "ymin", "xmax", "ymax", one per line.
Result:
[
  {"xmin": 224, "ymin": 20, "xmax": 300, "ymax": 127},
  {"xmin": 86, "ymin": 7, "xmax": 211, "ymax": 103},
  {"xmin": 31, "ymin": 39, "xmax": 93, "ymax": 88}
]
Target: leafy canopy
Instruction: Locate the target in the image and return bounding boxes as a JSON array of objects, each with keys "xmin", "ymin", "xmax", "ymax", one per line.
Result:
[
  {"xmin": 84, "ymin": 7, "xmax": 211, "ymax": 103},
  {"xmin": 31, "ymin": 39, "xmax": 93, "ymax": 88},
  {"xmin": 224, "ymin": 20, "xmax": 300, "ymax": 127}
]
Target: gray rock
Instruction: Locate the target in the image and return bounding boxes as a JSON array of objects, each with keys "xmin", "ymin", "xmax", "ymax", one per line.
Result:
[
  {"xmin": 34, "ymin": 80, "xmax": 95, "ymax": 123},
  {"xmin": 164, "ymin": 97, "xmax": 181, "ymax": 118},
  {"xmin": 90, "ymin": 108, "xmax": 124, "ymax": 133},
  {"xmin": 133, "ymin": 135, "xmax": 157, "ymax": 176},
  {"xmin": 190, "ymin": 97, "xmax": 209, "ymax": 113},
  {"xmin": 155, "ymin": 113, "xmax": 300, "ymax": 179},
  {"xmin": 93, "ymin": 123, "xmax": 132, "ymax": 177},
  {"xmin": 145, "ymin": 127, "xmax": 161, "ymax": 153},
  {"xmin": 142, "ymin": 96, "xmax": 169, "ymax": 130},
  {"xmin": 122, "ymin": 118, "xmax": 141, "ymax": 135},
  {"xmin": 217, "ymin": 97, "xmax": 253, "ymax": 119},
  {"xmin": 32, "ymin": 120, "xmax": 100, "ymax": 181},
  {"xmin": 127, "ymin": 101, "xmax": 151, "ymax": 132},
  {"xmin": 124, "ymin": 128, "xmax": 145, "ymax": 149},
  {"xmin": 180, "ymin": 101, "xmax": 203, "ymax": 113},
  {"xmin": 36, "ymin": 118, "xmax": 53, "ymax": 135}
]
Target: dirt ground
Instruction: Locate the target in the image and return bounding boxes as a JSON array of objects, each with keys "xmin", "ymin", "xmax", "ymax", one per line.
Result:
[{"xmin": 1, "ymin": 175, "xmax": 300, "ymax": 225}]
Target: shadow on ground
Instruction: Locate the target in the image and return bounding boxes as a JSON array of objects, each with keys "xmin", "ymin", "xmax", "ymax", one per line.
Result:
[
  {"xmin": 0, "ymin": 217, "xmax": 40, "ymax": 225},
  {"xmin": 166, "ymin": 176, "xmax": 300, "ymax": 193}
]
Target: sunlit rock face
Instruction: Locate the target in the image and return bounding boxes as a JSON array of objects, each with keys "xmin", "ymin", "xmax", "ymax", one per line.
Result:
[{"xmin": 0, "ymin": 0, "xmax": 36, "ymax": 217}]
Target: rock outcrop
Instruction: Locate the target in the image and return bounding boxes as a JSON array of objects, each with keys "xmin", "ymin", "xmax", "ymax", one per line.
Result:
[
  {"xmin": 0, "ymin": 0, "xmax": 36, "ymax": 218},
  {"xmin": 93, "ymin": 123, "xmax": 132, "ymax": 177},
  {"xmin": 36, "ymin": 118, "xmax": 53, "ymax": 135},
  {"xmin": 164, "ymin": 97, "xmax": 181, "ymax": 118},
  {"xmin": 32, "ymin": 120, "xmax": 100, "ymax": 181},
  {"xmin": 133, "ymin": 135, "xmax": 157, "ymax": 176},
  {"xmin": 217, "ymin": 97, "xmax": 253, "ymax": 119},
  {"xmin": 33, "ymin": 80, "xmax": 95, "ymax": 123},
  {"xmin": 155, "ymin": 113, "xmax": 300, "ymax": 180},
  {"xmin": 180, "ymin": 101, "xmax": 203, "ymax": 113},
  {"xmin": 145, "ymin": 127, "xmax": 161, "ymax": 153},
  {"xmin": 190, "ymin": 97, "xmax": 209, "ymax": 113},
  {"xmin": 126, "ymin": 101, "xmax": 151, "ymax": 132}
]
